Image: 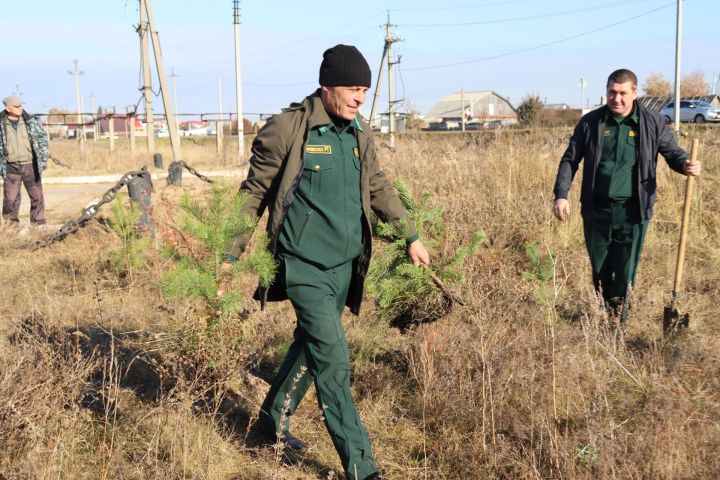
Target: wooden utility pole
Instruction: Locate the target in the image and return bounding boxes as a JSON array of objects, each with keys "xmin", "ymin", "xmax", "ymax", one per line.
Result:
[
  {"xmin": 143, "ymin": 0, "xmax": 182, "ymax": 161},
  {"xmin": 233, "ymin": 0, "xmax": 245, "ymax": 158},
  {"xmin": 127, "ymin": 107, "xmax": 137, "ymax": 157},
  {"xmin": 109, "ymin": 110, "xmax": 116, "ymax": 153},
  {"xmin": 138, "ymin": 1, "xmax": 155, "ymax": 154},
  {"xmin": 68, "ymin": 59, "xmax": 85, "ymax": 157}
]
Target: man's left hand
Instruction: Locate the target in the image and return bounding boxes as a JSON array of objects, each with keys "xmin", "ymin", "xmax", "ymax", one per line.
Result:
[
  {"xmin": 684, "ymin": 159, "xmax": 702, "ymax": 176},
  {"xmin": 407, "ymin": 239, "xmax": 430, "ymax": 267}
]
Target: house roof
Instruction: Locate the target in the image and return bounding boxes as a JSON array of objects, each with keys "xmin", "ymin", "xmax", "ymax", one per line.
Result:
[{"xmin": 425, "ymin": 91, "xmax": 515, "ymax": 120}]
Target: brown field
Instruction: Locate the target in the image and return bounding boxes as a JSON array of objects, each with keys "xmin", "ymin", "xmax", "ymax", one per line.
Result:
[{"xmin": 1, "ymin": 127, "xmax": 719, "ymax": 479}]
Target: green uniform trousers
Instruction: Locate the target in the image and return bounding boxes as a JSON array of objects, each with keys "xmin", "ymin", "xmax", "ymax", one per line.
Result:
[
  {"xmin": 258, "ymin": 254, "xmax": 377, "ymax": 480},
  {"xmin": 583, "ymin": 200, "xmax": 648, "ymax": 322}
]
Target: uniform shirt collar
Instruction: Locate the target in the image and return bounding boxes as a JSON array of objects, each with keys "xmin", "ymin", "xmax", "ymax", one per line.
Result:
[{"xmin": 604, "ymin": 102, "xmax": 639, "ymax": 125}]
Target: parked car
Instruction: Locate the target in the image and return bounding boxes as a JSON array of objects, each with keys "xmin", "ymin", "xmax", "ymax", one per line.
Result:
[{"xmin": 660, "ymin": 100, "xmax": 720, "ymax": 124}]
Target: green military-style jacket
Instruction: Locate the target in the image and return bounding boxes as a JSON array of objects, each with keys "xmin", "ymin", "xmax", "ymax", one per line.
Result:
[{"xmin": 227, "ymin": 89, "xmax": 417, "ymax": 314}]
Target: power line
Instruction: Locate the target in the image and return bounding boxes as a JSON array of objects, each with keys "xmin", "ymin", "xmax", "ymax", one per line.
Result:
[
  {"xmin": 404, "ymin": 2, "xmax": 675, "ymax": 72},
  {"xmin": 400, "ymin": 0, "xmax": 657, "ymax": 27},
  {"xmin": 390, "ymin": 0, "xmax": 530, "ymax": 12}
]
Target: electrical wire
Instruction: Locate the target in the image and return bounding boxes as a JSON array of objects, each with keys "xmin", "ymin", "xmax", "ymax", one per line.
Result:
[
  {"xmin": 403, "ymin": 2, "xmax": 675, "ymax": 71},
  {"xmin": 400, "ymin": 0, "xmax": 656, "ymax": 27},
  {"xmin": 390, "ymin": 0, "xmax": 530, "ymax": 12}
]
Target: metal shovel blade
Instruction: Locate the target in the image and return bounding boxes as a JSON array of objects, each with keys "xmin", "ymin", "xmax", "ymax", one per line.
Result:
[{"xmin": 663, "ymin": 304, "xmax": 689, "ymax": 334}]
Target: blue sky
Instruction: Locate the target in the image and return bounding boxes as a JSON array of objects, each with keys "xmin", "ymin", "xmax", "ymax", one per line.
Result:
[{"xmin": 3, "ymin": 0, "xmax": 717, "ymax": 121}]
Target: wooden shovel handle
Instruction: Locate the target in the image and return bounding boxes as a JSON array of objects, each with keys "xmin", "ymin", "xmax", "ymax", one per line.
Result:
[{"xmin": 672, "ymin": 138, "xmax": 699, "ymax": 294}]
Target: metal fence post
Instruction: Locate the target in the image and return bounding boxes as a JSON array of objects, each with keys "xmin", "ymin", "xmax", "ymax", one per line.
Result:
[
  {"xmin": 167, "ymin": 161, "xmax": 183, "ymax": 186},
  {"xmin": 127, "ymin": 169, "xmax": 156, "ymax": 239}
]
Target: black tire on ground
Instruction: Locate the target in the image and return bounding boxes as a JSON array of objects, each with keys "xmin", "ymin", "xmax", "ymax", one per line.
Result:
[{"xmin": 694, "ymin": 114, "xmax": 705, "ymax": 124}]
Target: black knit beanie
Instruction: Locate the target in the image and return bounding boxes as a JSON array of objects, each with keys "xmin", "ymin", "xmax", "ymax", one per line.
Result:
[{"xmin": 319, "ymin": 44, "xmax": 371, "ymax": 88}]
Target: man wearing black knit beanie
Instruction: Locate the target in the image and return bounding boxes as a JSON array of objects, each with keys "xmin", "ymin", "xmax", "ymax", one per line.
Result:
[{"xmin": 222, "ymin": 44, "xmax": 429, "ymax": 480}]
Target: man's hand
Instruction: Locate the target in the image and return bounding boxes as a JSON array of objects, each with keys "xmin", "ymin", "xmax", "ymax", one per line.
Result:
[
  {"xmin": 552, "ymin": 198, "xmax": 571, "ymax": 221},
  {"xmin": 684, "ymin": 159, "xmax": 701, "ymax": 176},
  {"xmin": 407, "ymin": 239, "xmax": 430, "ymax": 267}
]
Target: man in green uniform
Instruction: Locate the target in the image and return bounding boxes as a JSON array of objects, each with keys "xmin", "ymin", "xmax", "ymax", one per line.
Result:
[
  {"xmin": 552, "ymin": 68, "xmax": 701, "ymax": 322},
  {"xmin": 223, "ymin": 45, "xmax": 429, "ymax": 480}
]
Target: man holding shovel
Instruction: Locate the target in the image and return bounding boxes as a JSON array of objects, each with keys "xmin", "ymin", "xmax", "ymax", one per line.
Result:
[{"xmin": 552, "ymin": 68, "xmax": 701, "ymax": 323}]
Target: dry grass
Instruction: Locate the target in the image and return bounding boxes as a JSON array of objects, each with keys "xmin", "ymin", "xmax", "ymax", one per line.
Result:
[
  {"xmin": 1, "ymin": 126, "xmax": 719, "ymax": 479},
  {"xmin": 47, "ymin": 136, "xmax": 250, "ymax": 176}
]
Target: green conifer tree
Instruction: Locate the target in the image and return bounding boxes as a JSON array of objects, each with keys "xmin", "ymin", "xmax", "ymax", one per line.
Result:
[
  {"xmin": 160, "ymin": 181, "xmax": 276, "ymax": 319},
  {"xmin": 367, "ymin": 180, "xmax": 485, "ymax": 327},
  {"xmin": 107, "ymin": 196, "xmax": 149, "ymax": 277}
]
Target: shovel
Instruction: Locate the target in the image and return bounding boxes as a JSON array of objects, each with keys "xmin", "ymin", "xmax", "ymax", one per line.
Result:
[{"xmin": 663, "ymin": 138, "xmax": 699, "ymax": 333}]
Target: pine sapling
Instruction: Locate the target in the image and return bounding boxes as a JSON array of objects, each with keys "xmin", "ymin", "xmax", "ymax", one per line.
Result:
[
  {"xmin": 107, "ymin": 196, "xmax": 149, "ymax": 277},
  {"xmin": 367, "ymin": 180, "xmax": 485, "ymax": 328},
  {"xmin": 160, "ymin": 181, "xmax": 276, "ymax": 320}
]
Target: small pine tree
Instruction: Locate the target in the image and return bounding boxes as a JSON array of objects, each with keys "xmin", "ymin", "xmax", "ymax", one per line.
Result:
[
  {"xmin": 367, "ymin": 180, "xmax": 485, "ymax": 327},
  {"xmin": 160, "ymin": 181, "xmax": 276, "ymax": 319},
  {"xmin": 522, "ymin": 242, "xmax": 558, "ymax": 328},
  {"xmin": 107, "ymin": 196, "xmax": 149, "ymax": 277}
]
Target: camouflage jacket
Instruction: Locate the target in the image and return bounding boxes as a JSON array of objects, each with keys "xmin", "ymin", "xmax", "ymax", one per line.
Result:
[{"xmin": 0, "ymin": 110, "xmax": 49, "ymax": 178}]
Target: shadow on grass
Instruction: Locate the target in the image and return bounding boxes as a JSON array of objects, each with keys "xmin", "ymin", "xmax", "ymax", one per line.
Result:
[{"xmin": 8, "ymin": 315, "xmax": 337, "ymax": 479}]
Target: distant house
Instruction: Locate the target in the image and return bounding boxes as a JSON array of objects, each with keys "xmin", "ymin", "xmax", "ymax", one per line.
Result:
[
  {"xmin": 98, "ymin": 115, "xmax": 142, "ymax": 136},
  {"xmin": 426, "ymin": 91, "xmax": 517, "ymax": 130},
  {"xmin": 638, "ymin": 95, "xmax": 720, "ymax": 112}
]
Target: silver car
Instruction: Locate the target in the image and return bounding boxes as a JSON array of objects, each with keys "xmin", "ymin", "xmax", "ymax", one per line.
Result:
[{"xmin": 660, "ymin": 100, "xmax": 720, "ymax": 123}]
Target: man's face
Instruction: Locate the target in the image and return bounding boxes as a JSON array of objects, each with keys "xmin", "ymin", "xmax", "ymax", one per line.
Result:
[
  {"xmin": 606, "ymin": 80, "xmax": 637, "ymax": 117},
  {"xmin": 321, "ymin": 86, "xmax": 368, "ymax": 121},
  {"xmin": 4, "ymin": 104, "xmax": 23, "ymax": 119}
]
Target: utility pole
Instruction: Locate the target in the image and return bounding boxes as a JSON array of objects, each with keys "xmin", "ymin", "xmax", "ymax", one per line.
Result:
[
  {"xmin": 384, "ymin": 13, "xmax": 401, "ymax": 149},
  {"xmin": 712, "ymin": 72, "xmax": 718, "ymax": 96},
  {"xmin": 217, "ymin": 76, "xmax": 224, "ymax": 153},
  {"xmin": 14, "ymin": 85, "xmax": 22, "ymax": 98},
  {"xmin": 170, "ymin": 67, "xmax": 179, "ymax": 135},
  {"xmin": 143, "ymin": 0, "xmax": 182, "ymax": 161},
  {"xmin": 673, "ymin": 0, "xmax": 682, "ymax": 134},
  {"xmin": 139, "ymin": 0, "xmax": 155, "ymax": 153},
  {"xmin": 233, "ymin": 0, "xmax": 245, "ymax": 158},
  {"xmin": 579, "ymin": 77, "xmax": 588, "ymax": 112},
  {"xmin": 369, "ymin": 41, "xmax": 389, "ymax": 130},
  {"xmin": 68, "ymin": 59, "xmax": 85, "ymax": 156}
]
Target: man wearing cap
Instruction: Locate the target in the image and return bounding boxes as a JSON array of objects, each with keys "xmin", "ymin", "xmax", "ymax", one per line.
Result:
[
  {"xmin": 223, "ymin": 44, "xmax": 429, "ymax": 479},
  {"xmin": 1, "ymin": 95, "xmax": 49, "ymax": 225}
]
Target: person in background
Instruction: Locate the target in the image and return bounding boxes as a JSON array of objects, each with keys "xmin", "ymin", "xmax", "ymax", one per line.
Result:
[{"xmin": 1, "ymin": 95, "xmax": 49, "ymax": 225}]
